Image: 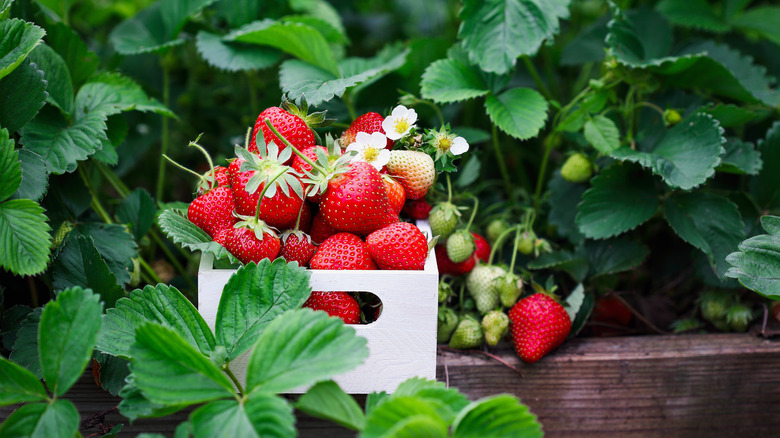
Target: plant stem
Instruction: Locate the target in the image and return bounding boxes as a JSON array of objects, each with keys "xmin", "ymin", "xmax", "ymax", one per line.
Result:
[
  {"xmin": 138, "ymin": 257, "xmax": 163, "ymax": 285},
  {"xmin": 491, "ymin": 123, "xmax": 513, "ymax": 200},
  {"xmin": 445, "ymin": 173, "xmax": 453, "ymax": 203},
  {"xmin": 522, "ymin": 56, "xmax": 554, "ymax": 101},
  {"xmin": 464, "ymin": 196, "xmax": 479, "ymax": 232},
  {"xmin": 264, "ymin": 119, "xmax": 328, "ymax": 174},
  {"xmin": 254, "ymin": 168, "xmax": 289, "ymax": 222},
  {"xmin": 224, "ymin": 365, "xmax": 245, "ymax": 395},
  {"xmin": 421, "ymin": 100, "xmax": 445, "ymax": 126},
  {"xmin": 487, "ymin": 225, "xmax": 520, "ymax": 265},
  {"xmin": 532, "ymin": 135, "xmax": 555, "ymax": 211},
  {"xmin": 508, "ymin": 228, "xmax": 521, "ymax": 273},
  {"xmin": 156, "ymin": 61, "xmax": 172, "ymax": 202},
  {"xmin": 78, "ymin": 166, "xmax": 113, "ymax": 224}
]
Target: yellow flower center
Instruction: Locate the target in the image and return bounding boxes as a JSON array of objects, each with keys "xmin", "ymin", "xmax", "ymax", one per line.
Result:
[
  {"xmin": 364, "ymin": 147, "xmax": 379, "ymax": 162},
  {"xmin": 394, "ymin": 118, "xmax": 410, "ymax": 133},
  {"xmin": 438, "ymin": 136, "xmax": 452, "ymax": 151}
]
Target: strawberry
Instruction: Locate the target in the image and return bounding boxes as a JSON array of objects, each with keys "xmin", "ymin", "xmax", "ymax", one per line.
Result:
[
  {"xmin": 429, "ymin": 202, "xmax": 460, "ymax": 239},
  {"xmin": 223, "ymin": 217, "xmax": 281, "ymax": 265},
  {"xmin": 383, "ymin": 175, "xmax": 406, "ymax": 215},
  {"xmin": 466, "ymin": 265, "xmax": 505, "ymax": 314},
  {"xmin": 213, "ymin": 228, "xmax": 232, "ymax": 246},
  {"xmin": 448, "ymin": 317, "xmax": 483, "ymax": 349},
  {"xmin": 560, "ymin": 153, "xmax": 592, "ymax": 183},
  {"xmin": 196, "ymin": 165, "xmax": 230, "ymax": 195},
  {"xmin": 320, "ymin": 162, "xmax": 395, "ymax": 235},
  {"xmin": 435, "ymin": 244, "xmax": 475, "ymax": 276},
  {"xmin": 303, "ymin": 292, "xmax": 360, "ymax": 324},
  {"xmin": 494, "ymin": 272, "xmax": 523, "ymax": 308},
  {"xmin": 292, "ymin": 145, "xmax": 326, "ymax": 177},
  {"xmin": 366, "ymin": 222, "xmax": 429, "ymax": 270},
  {"xmin": 726, "ymin": 302, "xmax": 754, "ymax": 332},
  {"xmin": 188, "ymin": 186, "xmax": 236, "ymax": 239},
  {"xmin": 486, "ymin": 218, "xmax": 510, "ymax": 244},
  {"xmin": 517, "ymin": 231, "xmax": 535, "ymax": 255},
  {"xmin": 437, "ymin": 307, "xmax": 459, "ymax": 343},
  {"xmin": 385, "ymin": 150, "xmax": 436, "ymax": 200},
  {"xmin": 309, "ymin": 233, "xmax": 377, "ymax": 270},
  {"xmin": 438, "ymin": 281, "xmax": 453, "ymax": 303},
  {"xmin": 482, "ymin": 310, "xmax": 510, "ymax": 346},
  {"xmin": 310, "ymin": 210, "xmax": 338, "ymax": 244},
  {"xmin": 340, "ymin": 112, "xmax": 393, "ymax": 150},
  {"xmin": 279, "ymin": 230, "xmax": 317, "ymax": 267},
  {"xmin": 446, "ymin": 229, "xmax": 476, "ymax": 264},
  {"xmin": 591, "ymin": 296, "xmax": 632, "ymax": 337},
  {"xmin": 279, "ymin": 201, "xmax": 313, "ymax": 234},
  {"xmin": 471, "ymin": 232, "xmax": 491, "ymax": 263},
  {"xmin": 402, "ymin": 199, "xmax": 432, "ymax": 220},
  {"xmin": 509, "ymin": 293, "xmax": 572, "ymax": 363}
]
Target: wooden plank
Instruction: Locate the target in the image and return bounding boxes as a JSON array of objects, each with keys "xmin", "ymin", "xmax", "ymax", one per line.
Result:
[{"xmin": 3, "ymin": 333, "xmax": 779, "ymax": 437}]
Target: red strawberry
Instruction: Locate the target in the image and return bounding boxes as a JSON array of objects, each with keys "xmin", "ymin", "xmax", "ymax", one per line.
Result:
[
  {"xmin": 279, "ymin": 230, "xmax": 317, "ymax": 267},
  {"xmin": 214, "ymin": 228, "xmax": 231, "ymax": 246},
  {"xmin": 435, "ymin": 244, "xmax": 475, "ymax": 276},
  {"xmin": 279, "ymin": 201, "xmax": 313, "ymax": 234},
  {"xmin": 320, "ymin": 162, "xmax": 395, "ymax": 235},
  {"xmin": 310, "ymin": 233, "xmax": 377, "ymax": 270},
  {"xmin": 188, "ymin": 186, "xmax": 236, "ymax": 238},
  {"xmin": 248, "ymin": 107, "xmax": 314, "ymax": 160},
  {"xmin": 223, "ymin": 223, "xmax": 281, "ymax": 265},
  {"xmin": 309, "ymin": 210, "xmax": 337, "ymax": 244},
  {"xmin": 292, "ymin": 146, "xmax": 326, "ymax": 178},
  {"xmin": 340, "ymin": 112, "xmax": 393, "ymax": 150},
  {"xmin": 197, "ymin": 165, "xmax": 230, "ymax": 195},
  {"xmin": 590, "ymin": 296, "xmax": 633, "ymax": 336},
  {"xmin": 383, "ymin": 175, "xmax": 406, "ymax": 215},
  {"xmin": 509, "ymin": 293, "xmax": 572, "ymax": 363},
  {"xmin": 303, "ymin": 292, "xmax": 360, "ymax": 324},
  {"xmin": 402, "ymin": 199, "xmax": 432, "ymax": 220},
  {"xmin": 472, "ymin": 232, "xmax": 491, "ymax": 263},
  {"xmin": 385, "ymin": 150, "xmax": 436, "ymax": 200},
  {"xmin": 367, "ymin": 222, "xmax": 429, "ymax": 270}
]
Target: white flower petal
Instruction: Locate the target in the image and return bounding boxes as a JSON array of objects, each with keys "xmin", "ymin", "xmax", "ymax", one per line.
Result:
[
  {"xmin": 369, "ymin": 132, "xmax": 388, "ymax": 148},
  {"xmin": 391, "ymin": 105, "xmax": 409, "ymax": 118},
  {"xmin": 374, "ymin": 149, "xmax": 391, "ymax": 168},
  {"xmin": 385, "ymin": 128, "xmax": 404, "ymax": 141},
  {"xmin": 382, "ymin": 117, "xmax": 396, "ymax": 136},
  {"xmin": 451, "ymin": 137, "xmax": 469, "ymax": 155},
  {"xmin": 355, "ymin": 131, "xmax": 373, "ymax": 145},
  {"xmin": 406, "ymin": 108, "xmax": 418, "ymax": 125},
  {"xmin": 345, "ymin": 143, "xmax": 363, "ymax": 153}
]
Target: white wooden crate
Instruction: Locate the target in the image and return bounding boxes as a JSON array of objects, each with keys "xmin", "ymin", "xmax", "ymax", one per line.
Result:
[{"xmin": 197, "ymin": 220, "xmax": 439, "ymax": 394}]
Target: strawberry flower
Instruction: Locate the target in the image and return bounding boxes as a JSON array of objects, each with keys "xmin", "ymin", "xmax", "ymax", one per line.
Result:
[
  {"xmin": 345, "ymin": 132, "xmax": 391, "ymax": 170},
  {"xmin": 432, "ymin": 130, "xmax": 469, "ymax": 156},
  {"xmin": 382, "ymin": 105, "xmax": 417, "ymax": 140}
]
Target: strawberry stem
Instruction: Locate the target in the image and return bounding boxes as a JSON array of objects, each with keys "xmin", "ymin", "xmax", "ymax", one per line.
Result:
[
  {"xmin": 293, "ymin": 200, "xmax": 305, "ymax": 231},
  {"xmin": 254, "ymin": 167, "xmax": 289, "ymax": 222},
  {"xmin": 162, "ymin": 154, "xmax": 207, "ymax": 185},
  {"xmin": 263, "ymin": 118, "xmax": 327, "ymax": 174},
  {"xmin": 187, "ymin": 134, "xmax": 216, "ymax": 186},
  {"xmin": 464, "ymin": 195, "xmax": 479, "ymax": 232},
  {"xmin": 509, "ymin": 227, "xmax": 521, "ymax": 273},
  {"xmin": 488, "ymin": 225, "xmax": 521, "ymax": 265},
  {"xmin": 445, "ymin": 173, "xmax": 453, "ymax": 204}
]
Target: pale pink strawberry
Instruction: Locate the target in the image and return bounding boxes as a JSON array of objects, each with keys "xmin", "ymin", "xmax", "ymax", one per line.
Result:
[{"xmin": 385, "ymin": 150, "xmax": 436, "ymax": 200}]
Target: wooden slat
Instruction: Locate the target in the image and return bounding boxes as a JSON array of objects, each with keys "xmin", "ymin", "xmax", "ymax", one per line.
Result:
[{"xmin": 3, "ymin": 333, "xmax": 780, "ymax": 437}]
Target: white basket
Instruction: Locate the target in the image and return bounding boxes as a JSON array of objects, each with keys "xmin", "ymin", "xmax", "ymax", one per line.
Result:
[{"xmin": 197, "ymin": 220, "xmax": 439, "ymax": 394}]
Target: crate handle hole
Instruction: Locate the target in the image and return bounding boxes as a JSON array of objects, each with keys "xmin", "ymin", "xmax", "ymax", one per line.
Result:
[{"xmin": 304, "ymin": 291, "xmax": 382, "ymax": 325}]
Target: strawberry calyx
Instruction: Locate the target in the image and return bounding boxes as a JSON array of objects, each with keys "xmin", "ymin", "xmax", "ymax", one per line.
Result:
[
  {"xmin": 234, "ymin": 144, "xmax": 304, "ymax": 202},
  {"xmin": 232, "ymin": 212, "xmax": 277, "ymax": 241},
  {"xmin": 280, "ymin": 95, "xmax": 334, "ymax": 129},
  {"xmin": 280, "ymin": 228, "xmax": 313, "ymax": 246}
]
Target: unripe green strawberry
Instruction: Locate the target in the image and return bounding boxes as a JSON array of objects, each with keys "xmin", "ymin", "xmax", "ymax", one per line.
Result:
[
  {"xmin": 482, "ymin": 310, "xmax": 510, "ymax": 346},
  {"xmin": 437, "ymin": 307, "xmax": 459, "ymax": 343},
  {"xmin": 448, "ymin": 317, "xmax": 483, "ymax": 349},
  {"xmin": 429, "ymin": 202, "xmax": 460, "ymax": 239},
  {"xmin": 560, "ymin": 153, "xmax": 592, "ymax": 183},
  {"xmin": 699, "ymin": 290, "xmax": 732, "ymax": 323},
  {"xmin": 466, "ymin": 265, "xmax": 506, "ymax": 314},
  {"xmin": 446, "ymin": 229, "xmax": 475, "ymax": 263},
  {"xmin": 51, "ymin": 221, "xmax": 74, "ymax": 249},
  {"xmin": 494, "ymin": 272, "xmax": 523, "ymax": 307},
  {"xmin": 438, "ymin": 282, "xmax": 453, "ymax": 303},
  {"xmin": 486, "ymin": 218, "xmax": 510, "ymax": 244},
  {"xmin": 663, "ymin": 109, "xmax": 682, "ymax": 126},
  {"xmin": 670, "ymin": 318, "xmax": 703, "ymax": 334},
  {"xmin": 726, "ymin": 303, "xmax": 754, "ymax": 332},
  {"xmin": 517, "ymin": 231, "xmax": 535, "ymax": 255}
]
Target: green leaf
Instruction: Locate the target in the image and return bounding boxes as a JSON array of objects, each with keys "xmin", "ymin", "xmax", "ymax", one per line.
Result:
[
  {"xmin": 0, "ymin": 58, "xmax": 47, "ymax": 133},
  {"xmin": 547, "ymin": 171, "xmax": 586, "ymax": 244},
  {"xmin": 701, "ymin": 103, "xmax": 764, "ymax": 128},
  {"xmin": 0, "ymin": 19, "xmax": 45, "ymax": 80},
  {"xmin": 564, "ymin": 284, "xmax": 585, "ymax": 322},
  {"xmin": 570, "ymin": 287, "xmax": 595, "ymax": 336},
  {"xmin": 0, "ymin": 356, "xmax": 47, "ymax": 406},
  {"xmin": 245, "ymin": 308, "xmax": 368, "ymax": 394},
  {"xmin": 583, "ymin": 115, "xmax": 620, "ymax": 154},
  {"xmin": 39, "ymin": 286, "xmax": 103, "ymax": 396},
  {"xmin": 118, "ymin": 375, "xmax": 188, "ymax": 422},
  {"xmin": 362, "ymin": 397, "xmax": 445, "ymax": 438},
  {"xmin": 610, "ymin": 113, "xmax": 724, "ymax": 190},
  {"xmin": 458, "ymin": 0, "xmax": 570, "ymax": 74},
  {"xmin": 527, "ymin": 250, "xmax": 588, "ymax": 283},
  {"xmin": 726, "ymin": 215, "xmax": 780, "ymax": 299},
  {"xmin": 158, "ymin": 208, "xmax": 239, "ymax": 264},
  {"xmin": 382, "ymin": 415, "xmax": 449, "ymax": 438},
  {"xmin": 189, "ymin": 394, "xmax": 296, "ymax": 438},
  {"xmin": 109, "ymin": 4, "xmax": 186, "ymax": 55},
  {"xmin": 216, "ymin": 0, "xmax": 264, "ymax": 28},
  {"xmin": 0, "ymin": 198, "xmax": 51, "ymax": 276},
  {"xmin": 282, "ymin": 15, "xmax": 348, "ymax": 45},
  {"xmin": 92, "ymin": 351, "xmax": 130, "ymax": 396},
  {"xmin": 0, "ymin": 399, "xmax": 79, "ymax": 438},
  {"xmin": 484, "ymin": 88, "xmax": 548, "ymax": 140},
  {"xmin": 97, "ymin": 283, "xmax": 216, "ymax": 359},
  {"xmin": 229, "ymin": 19, "xmax": 338, "ymax": 75},
  {"xmin": 420, "ymin": 57, "xmax": 489, "ymax": 104},
  {"xmin": 129, "ymin": 323, "xmax": 235, "ymax": 406},
  {"xmin": 586, "ymin": 237, "xmax": 649, "ymax": 278},
  {"xmin": 216, "ymin": 259, "xmax": 311, "ymax": 362},
  {"xmin": 10, "ymin": 308, "xmax": 42, "ymax": 379},
  {"xmin": 117, "ymin": 188, "xmax": 156, "ymax": 242},
  {"xmin": 75, "ymin": 72, "xmax": 174, "ymax": 118},
  {"xmin": 454, "ymin": 154, "xmax": 481, "ymax": 188},
  {"xmin": 451, "ymin": 395, "xmax": 542, "ymax": 438},
  {"xmin": 560, "ymin": 16, "xmax": 609, "ymax": 66},
  {"xmin": 28, "ymin": 44, "xmax": 72, "ymax": 116},
  {"xmin": 295, "ymin": 380, "xmax": 365, "ymax": 430},
  {"xmin": 160, "ymin": 0, "xmax": 217, "ymax": 40},
  {"xmin": 663, "ymin": 192, "xmax": 745, "ymax": 278},
  {"xmin": 730, "ymin": 7, "xmax": 780, "ymax": 47},
  {"xmin": 73, "ymin": 222, "xmax": 137, "ymax": 285},
  {"xmin": 14, "ymin": 149, "xmax": 48, "ymax": 202},
  {"xmin": 196, "ymin": 31, "xmax": 281, "ymax": 72},
  {"xmin": 606, "ymin": 5, "xmax": 680, "ymax": 67},
  {"xmin": 0, "ymin": 0, "xmax": 14, "ymax": 19},
  {"xmin": 289, "ymin": 0, "xmax": 345, "ymax": 37},
  {"xmin": 576, "ymin": 162, "xmax": 658, "ymax": 239},
  {"xmin": 656, "ymin": 0, "xmax": 729, "ymax": 32},
  {"xmin": 391, "ymin": 378, "xmax": 471, "ymax": 424},
  {"xmin": 21, "ymin": 107, "xmax": 108, "ymax": 175},
  {"xmin": 45, "ymin": 22, "xmax": 99, "ymax": 89},
  {"xmin": 0, "ymin": 128, "xmax": 21, "ymax": 202},
  {"xmin": 751, "ymin": 121, "xmax": 780, "ymax": 209},
  {"xmin": 718, "ymin": 137, "xmax": 762, "ymax": 175},
  {"xmin": 50, "ymin": 235, "xmax": 124, "ymax": 307}
]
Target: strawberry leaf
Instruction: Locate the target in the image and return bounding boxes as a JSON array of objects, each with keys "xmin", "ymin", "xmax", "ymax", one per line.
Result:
[
  {"xmin": 45, "ymin": 22, "xmax": 99, "ymax": 89},
  {"xmin": 27, "ymin": 44, "xmax": 73, "ymax": 117},
  {"xmin": 718, "ymin": 137, "xmax": 762, "ymax": 175},
  {"xmin": 189, "ymin": 393, "xmax": 295, "ymax": 438},
  {"xmin": 484, "ymin": 88, "xmax": 549, "ymax": 140},
  {"xmin": 726, "ymin": 215, "xmax": 780, "ymax": 299},
  {"xmin": 50, "ymin": 235, "xmax": 125, "ymax": 307},
  {"xmin": 0, "ymin": 128, "xmax": 21, "ymax": 202},
  {"xmin": 656, "ymin": 0, "xmax": 729, "ymax": 33},
  {"xmin": 0, "ymin": 356, "xmax": 48, "ymax": 406},
  {"xmin": 0, "ymin": 58, "xmax": 48, "ymax": 134},
  {"xmin": 75, "ymin": 72, "xmax": 174, "ymax": 118},
  {"xmin": 0, "ymin": 198, "xmax": 51, "ymax": 276},
  {"xmin": 109, "ymin": 4, "xmax": 186, "ymax": 55},
  {"xmin": 451, "ymin": 395, "xmax": 542, "ymax": 438},
  {"xmin": 583, "ymin": 115, "xmax": 620, "ymax": 154},
  {"xmin": 0, "ymin": 19, "xmax": 45, "ymax": 81},
  {"xmin": 157, "ymin": 208, "xmax": 239, "ymax": 265},
  {"xmin": 420, "ymin": 57, "xmax": 489, "ymax": 104},
  {"xmin": 196, "ymin": 31, "xmax": 282, "ymax": 73},
  {"xmin": 730, "ymin": 6, "xmax": 780, "ymax": 48},
  {"xmin": 295, "ymin": 380, "xmax": 365, "ymax": 431},
  {"xmin": 750, "ymin": 121, "xmax": 780, "ymax": 210},
  {"xmin": 117, "ymin": 188, "xmax": 156, "ymax": 242},
  {"xmin": 586, "ymin": 237, "xmax": 649, "ymax": 278},
  {"xmin": 0, "ymin": 399, "xmax": 79, "ymax": 438},
  {"xmin": 14, "ymin": 149, "xmax": 48, "ymax": 202},
  {"xmin": 9, "ymin": 308, "xmax": 42, "ymax": 379},
  {"xmin": 362, "ymin": 396, "xmax": 446, "ymax": 438}
]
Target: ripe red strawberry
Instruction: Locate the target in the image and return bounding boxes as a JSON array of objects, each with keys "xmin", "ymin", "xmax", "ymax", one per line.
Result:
[
  {"xmin": 310, "ymin": 233, "xmax": 377, "ymax": 270},
  {"xmin": 509, "ymin": 293, "xmax": 572, "ymax": 363},
  {"xmin": 223, "ymin": 224, "xmax": 281, "ymax": 265},
  {"xmin": 292, "ymin": 146, "xmax": 326, "ymax": 178},
  {"xmin": 279, "ymin": 230, "xmax": 317, "ymax": 267},
  {"xmin": 367, "ymin": 222, "xmax": 429, "ymax": 270},
  {"xmin": 402, "ymin": 199, "xmax": 432, "ymax": 220},
  {"xmin": 472, "ymin": 232, "xmax": 491, "ymax": 263},
  {"xmin": 383, "ymin": 175, "xmax": 406, "ymax": 215},
  {"xmin": 340, "ymin": 112, "xmax": 393, "ymax": 150},
  {"xmin": 385, "ymin": 150, "xmax": 436, "ymax": 200},
  {"xmin": 196, "ymin": 165, "xmax": 230, "ymax": 195},
  {"xmin": 214, "ymin": 228, "xmax": 232, "ymax": 247},
  {"xmin": 248, "ymin": 107, "xmax": 314, "ymax": 160},
  {"xmin": 320, "ymin": 162, "xmax": 396, "ymax": 235},
  {"xmin": 591, "ymin": 296, "xmax": 633, "ymax": 336},
  {"xmin": 303, "ymin": 292, "xmax": 360, "ymax": 324},
  {"xmin": 435, "ymin": 244, "xmax": 475, "ymax": 276},
  {"xmin": 188, "ymin": 186, "xmax": 236, "ymax": 238},
  {"xmin": 309, "ymin": 210, "xmax": 337, "ymax": 244},
  {"xmin": 279, "ymin": 201, "xmax": 313, "ymax": 234}
]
